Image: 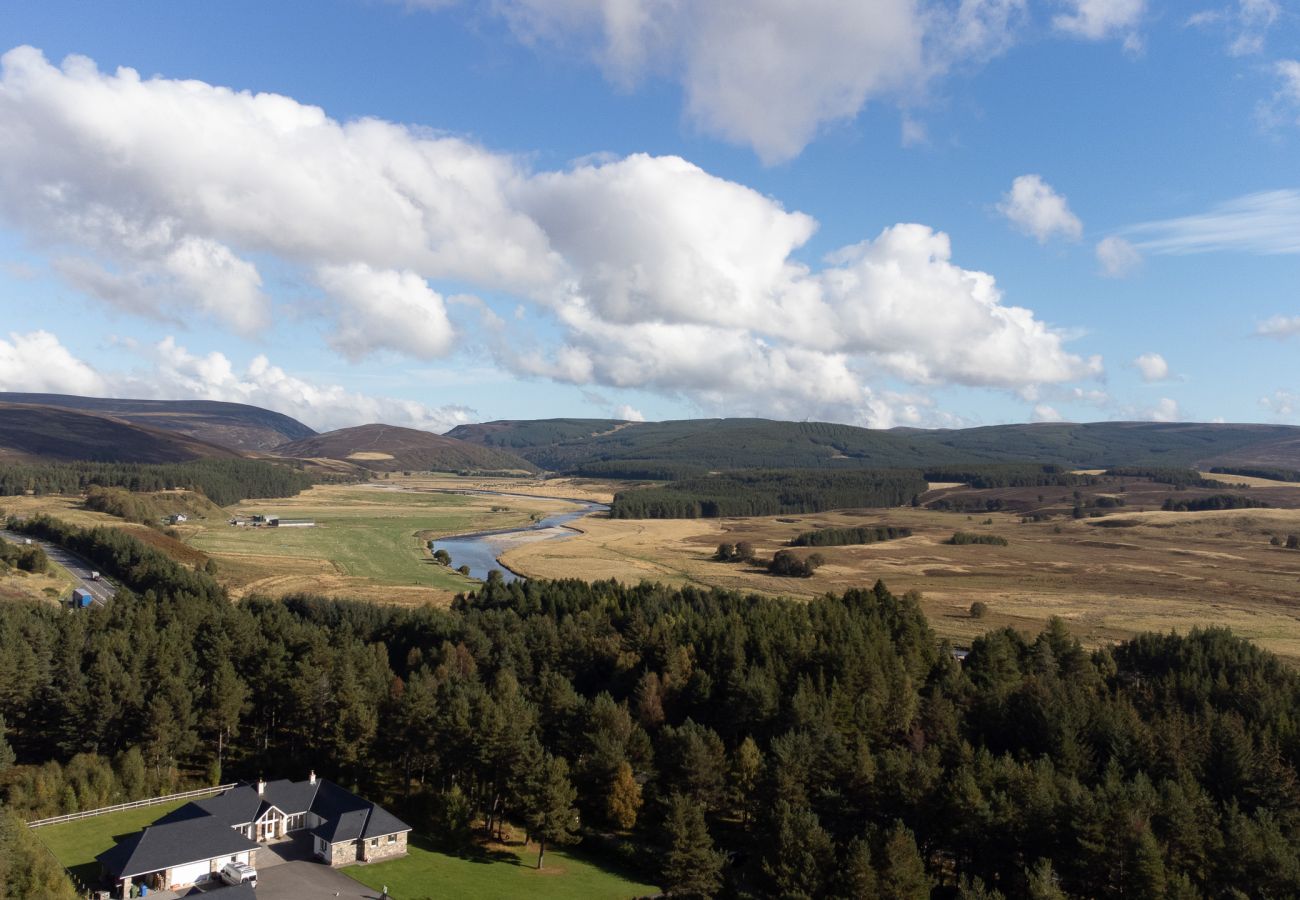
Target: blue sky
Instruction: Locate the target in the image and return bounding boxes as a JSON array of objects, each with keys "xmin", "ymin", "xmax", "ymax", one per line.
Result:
[{"xmin": 0, "ymin": 0, "xmax": 1297, "ymax": 432}]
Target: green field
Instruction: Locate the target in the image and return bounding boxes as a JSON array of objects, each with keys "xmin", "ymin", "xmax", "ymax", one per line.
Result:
[
  {"xmin": 344, "ymin": 839, "xmax": 659, "ymax": 900},
  {"xmin": 184, "ymin": 481, "xmax": 569, "ymax": 600},
  {"xmin": 33, "ymin": 798, "xmax": 197, "ymax": 887}
]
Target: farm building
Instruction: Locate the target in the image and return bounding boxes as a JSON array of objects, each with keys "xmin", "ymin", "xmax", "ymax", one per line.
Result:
[
  {"xmin": 269, "ymin": 518, "xmax": 315, "ymax": 528},
  {"xmin": 168, "ymin": 514, "xmax": 188, "ymax": 524},
  {"xmin": 97, "ymin": 772, "xmax": 409, "ymax": 897}
]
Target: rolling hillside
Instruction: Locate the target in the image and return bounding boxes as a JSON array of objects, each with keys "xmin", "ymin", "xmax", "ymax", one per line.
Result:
[
  {"xmin": 448, "ymin": 417, "xmax": 1300, "ymax": 474},
  {"xmin": 275, "ymin": 423, "xmax": 538, "ymax": 472},
  {"xmin": 0, "ymin": 403, "xmax": 243, "ymax": 463},
  {"xmin": 0, "ymin": 392, "xmax": 315, "ymax": 452}
]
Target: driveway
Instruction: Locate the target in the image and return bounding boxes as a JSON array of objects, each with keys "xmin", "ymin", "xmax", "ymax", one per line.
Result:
[{"xmin": 254, "ymin": 861, "xmax": 383, "ymax": 900}]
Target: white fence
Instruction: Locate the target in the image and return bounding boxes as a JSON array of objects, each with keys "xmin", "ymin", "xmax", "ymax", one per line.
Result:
[{"xmin": 26, "ymin": 783, "xmax": 238, "ymax": 828}]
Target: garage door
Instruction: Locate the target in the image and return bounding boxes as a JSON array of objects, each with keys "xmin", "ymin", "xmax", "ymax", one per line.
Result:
[{"xmin": 169, "ymin": 859, "xmax": 215, "ymax": 887}]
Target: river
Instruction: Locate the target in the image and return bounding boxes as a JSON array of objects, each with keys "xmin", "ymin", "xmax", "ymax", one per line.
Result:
[{"xmin": 425, "ymin": 490, "xmax": 609, "ymax": 583}]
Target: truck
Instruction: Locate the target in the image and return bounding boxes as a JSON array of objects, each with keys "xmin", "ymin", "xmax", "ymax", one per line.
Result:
[
  {"xmin": 71, "ymin": 589, "xmax": 92, "ymax": 609},
  {"xmin": 89, "ymin": 571, "xmax": 100, "ymax": 581}
]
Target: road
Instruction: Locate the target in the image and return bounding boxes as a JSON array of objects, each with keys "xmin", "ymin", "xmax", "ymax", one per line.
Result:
[{"xmin": 0, "ymin": 529, "xmax": 117, "ymax": 606}]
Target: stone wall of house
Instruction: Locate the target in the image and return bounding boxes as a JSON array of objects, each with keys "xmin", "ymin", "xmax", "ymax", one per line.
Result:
[
  {"xmin": 329, "ymin": 840, "xmax": 359, "ymax": 867},
  {"xmin": 361, "ymin": 832, "xmax": 408, "ymax": 863}
]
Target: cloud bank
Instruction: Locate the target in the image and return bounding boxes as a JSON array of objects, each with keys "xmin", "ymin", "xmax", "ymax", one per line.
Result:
[{"xmin": 0, "ymin": 46, "xmax": 1102, "ymax": 428}]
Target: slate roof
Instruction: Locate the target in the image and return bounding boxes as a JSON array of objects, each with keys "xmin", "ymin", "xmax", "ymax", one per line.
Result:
[
  {"xmin": 99, "ymin": 776, "xmax": 411, "ymax": 880},
  {"xmin": 97, "ymin": 816, "xmax": 259, "ymax": 879}
]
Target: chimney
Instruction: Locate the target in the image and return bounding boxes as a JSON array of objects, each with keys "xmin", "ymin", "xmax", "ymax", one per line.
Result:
[
  {"xmin": 309, "ymin": 770, "xmax": 317, "ymax": 786},
  {"xmin": 256, "ymin": 778, "xmax": 265, "ymax": 795}
]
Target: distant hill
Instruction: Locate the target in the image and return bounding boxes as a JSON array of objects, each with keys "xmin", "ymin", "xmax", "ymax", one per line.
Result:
[
  {"xmin": 0, "ymin": 403, "xmax": 243, "ymax": 463},
  {"xmin": 275, "ymin": 423, "xmax": 538, "ymax": 472},
  {"xmin": 447, "ymin": 418, "xmax": 1300, "ymax": 474},
  {"xmin": 0, "ymin": 392, "xmax": 315, "ymax": 452}
]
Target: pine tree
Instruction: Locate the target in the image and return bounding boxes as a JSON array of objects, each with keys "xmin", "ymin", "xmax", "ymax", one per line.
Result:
[
  {"xmin": 880, "ymin": 822, "xmax": 932, "ymax": 900},
  {"xmin": 760, "ymin": 801, "xmax": 835, "ymax": 899},
  {"xmin": 522, "ymin": 753, "xmax": 578, "ymax": 870},
  {"xmin": 835, "ymin": 836, "xmax": 879, "ymax": 899},
  {"xmin": 661, "ymin": 793, "xmax": 724, "ymax": 899},
  {"xmin": 0, "ymin": 714, "xmax": 15, "ymax": 775},
  {"xmin": 1026, "ymin": 858, "xmax": 1067, "ymax": 900}
]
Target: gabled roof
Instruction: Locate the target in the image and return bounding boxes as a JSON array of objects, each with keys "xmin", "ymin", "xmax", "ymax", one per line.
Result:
[
  {"xmin": 100, "ymin": 776, "xmax": 411, "ymax": 878},
  {"xmin": 97, "ymin": 816, "xmax": 259, "ymax": 879}
]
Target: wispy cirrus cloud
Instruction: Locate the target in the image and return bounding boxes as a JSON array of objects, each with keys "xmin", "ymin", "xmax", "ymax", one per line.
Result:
[
  {"xmin": 1120, "ymin": 189, "xmax": 1300, "ymax": 255},
  {"xmin": 1256, "ymin": 315, "xmax": 1300, "ymax": 338}
]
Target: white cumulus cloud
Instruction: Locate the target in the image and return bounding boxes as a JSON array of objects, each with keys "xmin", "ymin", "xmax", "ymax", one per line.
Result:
[
  {"xmin": 0, "ymin": 330, "xmax": 106, "ymax": 395},
  {"xmin": 1133, "ymin": 352, "xmax": 1169, "ymax": 382},
  {"xmin": 0, "ymin": 46, "xmax": 1104, "ymax": 428},
  {"xmin": 1095, "ymin": 235, "xmax": 1141, "ymax": 277},
  {"xmin": 0, "ymin": 330, "xmax": 473, "ymax": 433},
  {"xmin": 1256, "ymin": 314, "xmax": 1300, "ymax": 338},
  {"xmin": 1053, "ymin": 0, "xmax": 1145, "ymax": 41},
  {"xmin": 490, "ymin": 0, "xmax": 1025, "ymax": 163},
  {"xmin": 998, "ymin": 175, "xmax": 1083, "ymax": 243}
]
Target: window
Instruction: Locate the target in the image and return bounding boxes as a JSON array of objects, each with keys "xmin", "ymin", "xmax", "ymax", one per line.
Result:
[{"xmin": 387, "ymin": 834, "xmax": 396, "ymax": 844}]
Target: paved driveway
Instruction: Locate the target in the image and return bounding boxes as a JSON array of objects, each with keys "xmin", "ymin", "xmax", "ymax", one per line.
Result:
[{"xmin": 255, "ymin": 861, "xmax": 382, "ymax": 900}]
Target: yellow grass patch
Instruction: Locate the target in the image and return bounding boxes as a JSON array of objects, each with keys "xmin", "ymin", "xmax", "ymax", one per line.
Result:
[
  {"xmin": 502, "ymin": 505, "xmax": 1300, "ymax": 662},
  {"xmin": 347, "ymin": 451, "xmax": 396, "ymax": 461}
]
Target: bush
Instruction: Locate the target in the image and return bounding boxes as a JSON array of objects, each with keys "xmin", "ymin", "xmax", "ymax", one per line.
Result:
[
  {"xmin": 969, "ymin": 601, "xmax": 989, "ymax": 619},
  {"xmin": 767, "ymin": 550, "xmax": 824, "ymax": 577}
]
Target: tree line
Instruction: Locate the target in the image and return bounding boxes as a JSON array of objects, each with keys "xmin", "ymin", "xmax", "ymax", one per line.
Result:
[
  {"xmin": 790, "ymin": 525, "xmax": 912, "ymax": 547},
  {"xmin": 1102, "ymin": 467, "xmax": 1222, "ymax": 490},
  {"xmin": 610, "ymin": 469, "xmax": 928, "ymax": 519},
  {"xmin": 1210, "ymin": 465, "xmax": 1300, "ymax": 483},
  {"xmin": 0, "ymin": 459, "xmax": 316, "ymax": 507},
  {"xmin": 922, "ymin": 465, "xmax": 1093, "ymax": 489},
  {"xmin": 1161, "ymin": 495, "xmax": 1269, "ymax": 512},
  {"xmin": 2, "ymin": 517, "xmax": 1300, "ymax": 896}
]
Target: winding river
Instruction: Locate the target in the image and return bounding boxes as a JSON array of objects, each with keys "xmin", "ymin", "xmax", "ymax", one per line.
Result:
[{"xmin": 428, "ymin": 491, "xmax": 609, "ymax": 583}]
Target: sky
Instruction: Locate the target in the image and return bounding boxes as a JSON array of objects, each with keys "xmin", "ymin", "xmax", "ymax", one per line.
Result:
[{"xmin": 0, "ymin": 0, "xmax": 1297, "ymax": 434}]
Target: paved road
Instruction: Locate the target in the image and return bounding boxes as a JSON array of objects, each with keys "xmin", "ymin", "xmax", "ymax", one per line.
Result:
[{"xmin": 0, "ymin": 528, "xmax": 117, "ymax": 606}]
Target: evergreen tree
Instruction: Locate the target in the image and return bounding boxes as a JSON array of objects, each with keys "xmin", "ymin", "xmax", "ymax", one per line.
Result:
[
  {"xmin": 660, "ymin": 793, "xmax": 724, "ymax": 899},
  {"xmin": 522, "ymin": 752, "xmax": 578, "ymax": 870},
  {"xmin": 879, "ymin": 822, "xmax": 932, "ymax": 900},
  {"xmin": 0, "ymin": 715, "xmax": 15, "ymax": 775},
  {"xmin": 760, "ymin": 801, "xmax": 835, "ymax": 898}
]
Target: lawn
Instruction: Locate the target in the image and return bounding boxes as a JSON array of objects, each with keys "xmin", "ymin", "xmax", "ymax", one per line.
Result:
[
  {"xmin": 33, "ymin": 797, "xmax": 197, "ymax": 887},
  {"xmin": 344, "ymin": 838, "xmax": 659, "ymax": 900}
]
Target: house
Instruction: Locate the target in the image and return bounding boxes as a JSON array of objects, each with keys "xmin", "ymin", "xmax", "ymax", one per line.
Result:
[
  {"xmin": 96, "ymin": 773, "xmax": 410, "ymax": 898},
  {"xmin": 168, "ymin": 514, "xmax": 188, "ymax": 525}
]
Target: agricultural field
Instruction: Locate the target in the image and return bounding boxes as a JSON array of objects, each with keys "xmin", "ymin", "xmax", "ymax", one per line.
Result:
[
  {"xmin": 185, "ymin": 478, "xmax": 577, "ymax": 603},
  {"xmin": 503, "ymin": 478, "xmax": 1300, "ymax": 662},
  {"xmin": 345, "ymin": 836, "xmax": 659, "ymax": 900}
]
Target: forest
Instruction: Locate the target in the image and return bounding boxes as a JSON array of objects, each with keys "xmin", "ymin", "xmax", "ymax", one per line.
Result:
[
  {"xmin": 789, "ymin": 525, "xmax": 912, "ymax": 547},
  {"xmin": 5, "ymin": 517, "xmax": 1300, "ymax": 897},
  {"xmin": 920, "ymin": 465, "xmax": 1090, "ymax": 489},
  {"xmin": 1161, "ymin": 495, "xmax": 1269, "ymax": 512},
  {"xmin": 0, "ymin": 459, "xmax": 317, "ymax": 506},
  {"xmin": 1102, "ymin": 467, "xmax": 1223, "ymax": 490},
  {"xmin": 609, "ymin": 469, "xmax": 929, "ymax": 519},
  {"xmin": 1209, "ymin": 465, "xmax": 1300, "ymax": 483}
]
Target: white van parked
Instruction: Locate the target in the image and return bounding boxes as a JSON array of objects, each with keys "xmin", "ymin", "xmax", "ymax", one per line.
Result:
[{"xmin": 218, "ymin": 860, "xmax": 257, "ymax": 887}]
